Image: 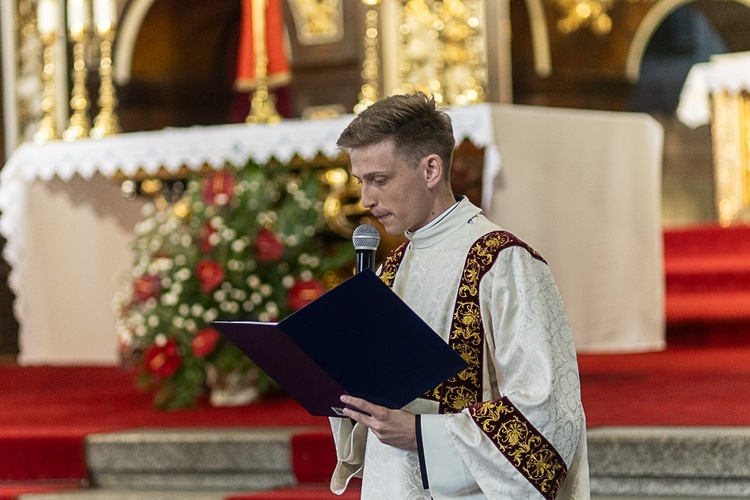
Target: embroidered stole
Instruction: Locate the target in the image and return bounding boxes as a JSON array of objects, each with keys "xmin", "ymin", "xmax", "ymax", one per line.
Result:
[{"xmin": 379, "ymin": 230, "xmax": 568, "ymax": 499}]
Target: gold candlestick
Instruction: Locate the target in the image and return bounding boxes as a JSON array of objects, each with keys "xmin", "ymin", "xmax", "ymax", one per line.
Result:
[
  {"xmin": 33, "ymin": 33, "xmax": 59, "ymax": 143},
  {"xmin": 63, "ymin": 29, "xmax": 91, "ymax": 141},
  {"xmin": 91, "ymin": 27, "xmax": 120, "ymax": 138},
  {"xmin": 245, "ymin": 0, "xmax": 281, "ymax": 124},
  {"xmin": 354, "ymin": 0, "xmax": 381, "ymax": 114}
]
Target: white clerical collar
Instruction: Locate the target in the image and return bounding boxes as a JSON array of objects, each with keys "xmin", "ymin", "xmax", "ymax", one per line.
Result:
[{"xmin": 405, "ymin": 197, "xmax": 482, "ymax": 248}]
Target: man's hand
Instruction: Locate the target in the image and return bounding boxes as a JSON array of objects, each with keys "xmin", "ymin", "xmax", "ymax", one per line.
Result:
[{"xmin": 340, "ymin": 395, "xmax": 418, "ymax": 451}]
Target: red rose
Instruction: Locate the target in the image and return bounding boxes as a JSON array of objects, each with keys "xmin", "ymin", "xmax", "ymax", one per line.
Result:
[
  {"xmin": 133, "ymin": 274, "xmax": 161, "ymax": 303},
  {"xmin": 288, "ymin": 278, "xmax": 327, "ymax": 311},
  {"xmin": 253, "ymin": 229, "xmax": 284, "ymax": 262},
  {"xmin": 192, "ymin": 328, "xmax": 220, "ymax": 358},
  {"xmin": 196, "ymin": 259, "xmax": 225, "ymax": 293},
  {"xmin": 198, "ymin": 223, "xmax": 217, "ymax": 253},
  {"xmin": 201, "ymin": 171, "xmax": 235, "ymax": 206},
  {"xmin": 144, "ymin": 339, "xmax": 181, "ymax": 378}
]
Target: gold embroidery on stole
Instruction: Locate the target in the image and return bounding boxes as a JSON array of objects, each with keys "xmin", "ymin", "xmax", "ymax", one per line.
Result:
[{"xmin": 379, "ymin": 231, "xmax": 566, "ymax": 498}]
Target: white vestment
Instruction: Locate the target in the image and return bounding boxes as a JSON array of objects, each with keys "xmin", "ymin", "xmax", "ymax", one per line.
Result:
[{"xmin": 330, "ymin": 198, "xmax": 590, "ymax": 499}]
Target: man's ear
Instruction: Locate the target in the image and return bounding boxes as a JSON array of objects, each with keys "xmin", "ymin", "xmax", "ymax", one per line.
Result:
[{"xmin": 423, "ymin": 154, "xmax": 443, "ymax": 188}]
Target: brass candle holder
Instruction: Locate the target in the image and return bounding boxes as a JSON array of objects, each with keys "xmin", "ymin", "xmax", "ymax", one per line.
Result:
[
  {"xmin": 245, "ymin": 0, "xmax": 281, "ymax": 125},
  {"xmin": 354, "ymin": 0, "xmax": 381, "ymax": 114},
  {"xmin": 33, "ymin": 32, "xmax": 59, "ymax": 144},
  {"xmin": 63, "ymin": 28, "xmax": 91, "ymax": 141},
  {"xmin": 91, "ymin": 26, "xmax": 120, "ymax": 138}
]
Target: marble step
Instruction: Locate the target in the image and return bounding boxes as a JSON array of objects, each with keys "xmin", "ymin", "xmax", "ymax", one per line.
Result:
[
  {"xmin": 84, "ymin": 428, "xmax": 304, "ymax": 492},
  {"xmin": 20, "ymin": 426, "xmax": 750, "ymax": 499},
  {"xmin": 588, "ymin": 426, "xmax": 750, "ymax": 498}
]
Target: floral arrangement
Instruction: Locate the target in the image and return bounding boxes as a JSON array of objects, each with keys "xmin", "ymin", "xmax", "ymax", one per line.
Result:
[{"xmin": 114, "ymin": 159, "xmax": 355, "ymax": 409}]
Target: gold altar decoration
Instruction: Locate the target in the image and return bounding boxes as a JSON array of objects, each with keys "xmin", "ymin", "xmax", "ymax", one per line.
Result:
[
  {"xmin": 91, "ymin": 0, "xmax": 121, "ymax": 139},
  {"xmin": 33, "ymin": 32, "xmax": 59, "ymax": 144},
  {"xmin": 33, "ymin": 0, "xmax": 61, "ymax": 144},
  {"xmin": 397, "ymin": 0, "xmax": 486, "ymax": 106},
  {"xmin": 63, "ymin": 0, "xmax": 92, "ymax": 141},
  {"xmin": 287, "ymin": 0, "xmax": 344, "ymax": 45},
  {"xmin": 246, "ymin": 0, "xmax": 282, "ymax": 125},
  {"xmin": 355, "ymin": 0, "xmax": 381, "ymax": 113},
  {"xmin": 711, "ymin": 90, "xmax": 750, "ymax": 226},
  {"xmin": 552, "ymin": 0, "xmax": 614, "ymax": 35}
]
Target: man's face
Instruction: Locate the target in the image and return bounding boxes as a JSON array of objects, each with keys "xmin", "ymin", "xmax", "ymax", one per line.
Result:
[{"xmin": 350, "ymin": 140, "xmax": 434, "ymax": 235}]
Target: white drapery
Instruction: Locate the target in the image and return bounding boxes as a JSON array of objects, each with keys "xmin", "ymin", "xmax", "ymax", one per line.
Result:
[{"xmin": 0, "ymin": 104, "xmax": 664, "ymax": 364}]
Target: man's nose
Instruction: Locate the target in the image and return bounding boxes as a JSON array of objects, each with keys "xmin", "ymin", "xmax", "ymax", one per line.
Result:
[{"xmin": 360, "ymin": 185, "xmax": 376, "ymax": 209}]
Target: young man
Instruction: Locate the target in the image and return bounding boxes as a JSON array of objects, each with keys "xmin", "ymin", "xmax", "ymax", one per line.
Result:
[{"xmin": 330, "ymin": 92, "xmax": 590, "ymax": 499}]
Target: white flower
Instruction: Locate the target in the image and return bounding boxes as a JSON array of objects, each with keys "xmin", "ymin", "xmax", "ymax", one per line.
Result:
[
  {"xmin": 231, "ymin": 239, "xmax": 246, "ymax": 252},
  {"xmin": 258, "ymin": 312, "xmax": 271, "ymax": 322},
  {"xmin": 207, "ymin": 233, "xmax": 220, "ymax": 246},
  {"xmin": 178, "ymin": 304, "xmax": 190, "ymax": 316},
  {"xmin": 175, "ymin": 267, "xmax": 190, "ymax": 280},
  {"xmin": 298, "ymin": 253, "xmax": 310, "ymax": 265},
  {"xmin": 203, "ymin": 308, "xmax": 218, "ymax": 322},
  {"xmin": 191, "ymin": 304, "xmax": 204, "ymax": 317},
  {"xmin": 155, "ymin": 334, "xmax": 168, "ymax": 347},
  {"xmin": 282, "ymin": 275, "xmax": 295, "ymax": 288},
  {"xmin": 260, "ymin": 284, "xmax": 272, "ymax": 297},
  {"xmin": 231, "ymin": 289, "xmax": 247, "ymax": 301},
  {"xmin": 172, "ymin": 316, "xmax": 184, "ymax": 328},
  {"xmin": 304, "ymin": 226, "xmax": 316, "ymax": 237},
  {"xmin": 301, "ymin": 270, "xmax": 313, "ymax": 281},
  {"xmin": 266, "ymin": 302, "xmax": 279, "ymax": 317},
  {"xmin": 161, "ymin": 293, "xmax": 178, "ymax": 306},
  {"xmin": 175, "ymin": 255, "xmax": 187, "ymax": 266},
  {"xmin": 308, "ymin": 256, "xmax": 320, "ymax": 268},
  {"xmin": 247, "ymin": 275, "xmax": 261, "ymax": 288},
  {"xmin": 147, "ymin": 315, "xmax": 160, "ymax": 327},
  {"xmin": 243, "ymin": 301, "xmax": 254, "ymax": 312},
  {"xmin": 213, "ymin": 290, "xmax": 226, "ymax": 302},
  {"xmin": 180, "ymin": 234, "xmax": 192, "ymax": 247},
  {"xmin": 185, "ymin": 319, "xmax": 197, "ymax": 332},
  {"xmin": 251, "ymin": 292, "xmax": 262, "ymax": 304},
  {"xmin": 286, "ymin": 235, "xmax": 299, "ymax": 247}
]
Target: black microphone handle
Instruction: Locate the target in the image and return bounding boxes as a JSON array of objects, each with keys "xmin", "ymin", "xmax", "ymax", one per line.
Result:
[{"xmin": 356, "ymin": 249, "xmax": 376, "ymax": 274}]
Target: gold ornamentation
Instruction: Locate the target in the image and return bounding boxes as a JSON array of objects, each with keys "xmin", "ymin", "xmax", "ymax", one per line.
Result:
[
  {"xmin": 32, "ymin": 31, "xmax": 59, "ymax": 143},
  {"xmin": 287, "ymin": 0, "xmax": 343, "ymax": 45},
  {"xmin": 91, "ymin": 25, "xmax": 121, "ymax": 138},
  {"xmin": 711, "ymin": 90, "xmax": 750, "ymax": 226},
  {"xmin": 397, "ymin": 0, "xmax": 485, "ymax": 106},
  {"xmin": 354, "ymin": 1, "xmax": 381, "ymax": 114},
  {"xmin": 378, "ymin": 241, "xmax": 408, "ymax": 287},
  {"xmin": 63, "ymin": 28, "xmax": 91, "ymax": 141},
  {"xmin": 246, "ymin": 0, "xmax": 282, "ymax": 125},
  {"xmin": 470, "ymin": 398, "xmax": 568, "ymax": 499},
  {"xmin": 552, "ymin": 0, "xmax": 614, "ymax": 35}
]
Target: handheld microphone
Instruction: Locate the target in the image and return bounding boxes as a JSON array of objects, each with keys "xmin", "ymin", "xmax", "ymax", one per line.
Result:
[{"xmin": 352, "ymin": 224, "xmax": 380, "ymax": 274}]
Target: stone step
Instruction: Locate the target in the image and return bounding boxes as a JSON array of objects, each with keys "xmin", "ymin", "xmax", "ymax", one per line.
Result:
[
  {"xmin": 84, "ymin": 428, "xmax": 306, "ymax": 492},
  {"xmin": 19, "ymin": 426, "xmax": 750, "ymax": 499},
  {"xmin": 588, "ymin": 426, "xmax": 750, "ymax": 498}
]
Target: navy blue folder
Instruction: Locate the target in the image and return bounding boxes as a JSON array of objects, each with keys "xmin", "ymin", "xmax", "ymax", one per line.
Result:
[{"xmin": 212, "ymin": 270, "xmax": 469, "ymax": 417}]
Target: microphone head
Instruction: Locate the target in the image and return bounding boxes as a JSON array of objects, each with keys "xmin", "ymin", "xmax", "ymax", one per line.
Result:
[{"xmin": 352, "ymin": 224, "xmax": 381, "ymax": 251}]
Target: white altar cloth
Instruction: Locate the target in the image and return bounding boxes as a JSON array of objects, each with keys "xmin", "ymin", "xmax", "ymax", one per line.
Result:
[{"xmin": 0, "ymin": 104, "xmax": 664, "ymax": 364}]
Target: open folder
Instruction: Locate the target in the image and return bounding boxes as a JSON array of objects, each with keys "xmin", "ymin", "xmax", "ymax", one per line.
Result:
[{"xmin": 212, "ymin": 270, "xmax": 468, "ymax": 417}]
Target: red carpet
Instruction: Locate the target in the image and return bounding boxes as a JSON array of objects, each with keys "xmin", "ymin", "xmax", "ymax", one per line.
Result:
[
  {"xmin": 3, "ymin": 345, "xmax": 750, "ymax": 491},
  {"xmin": 2, "ymin": 223, "xmax": 748, "ymax": 497},
  {"xmin": 664, "ymin": 223, "xmax": 750, "ymax": 324}
]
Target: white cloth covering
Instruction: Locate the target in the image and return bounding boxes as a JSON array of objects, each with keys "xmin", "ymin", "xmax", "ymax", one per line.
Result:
[
  {"xmin": 329, "ymin": 198, "xmax": 589, "ymax": 499},
  {"xmin": 0, "ymin": 104, "xmax": 664, "ymax": 363}
]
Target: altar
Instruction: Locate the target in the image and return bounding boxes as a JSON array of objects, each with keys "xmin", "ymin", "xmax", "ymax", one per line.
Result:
[{"xmin": 0, "ymin": 103, "xmax": 665, "ymax": 364}]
